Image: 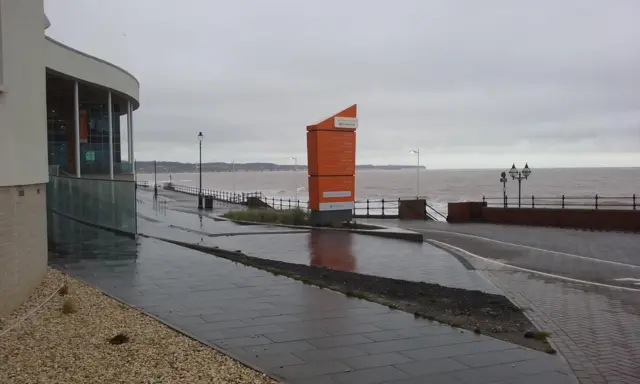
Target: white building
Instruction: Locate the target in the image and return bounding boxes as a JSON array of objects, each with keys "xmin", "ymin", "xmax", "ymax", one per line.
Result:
[{"xmin": 0, "ymin": 0, "xmax": 140, "ymax": 316}]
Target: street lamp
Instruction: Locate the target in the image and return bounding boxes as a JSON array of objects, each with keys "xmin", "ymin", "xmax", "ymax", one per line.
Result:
[
  {"xmin": 409, "ymin": 149, "xmax": 420, "ymax": 197},
  {"xmin": 153, "ymin": 160, "xmax": 158, "ymax": 198},
  {"xmin": 198, "ymin": 132, "xmax": 203, "ymax": 209},
  {"xmin": 508, "ymin": 162, "xmax": 532, "ymax": 208},
  {"xmin": 500, "ymin": 171, "xmax": 507, "ymax": 208}
]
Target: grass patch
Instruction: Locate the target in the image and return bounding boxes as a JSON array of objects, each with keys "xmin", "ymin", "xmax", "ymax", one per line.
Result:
[
  {"xmin": 223, "ymin": 208, "xmax": 309, "ymax": 225},
  {"xmin": 524, "ymin": 330, "xmax": 552, "ymax": 340},
  {"xmin": 61, "ymin": 299, "xmax": 77, "ymax": 314},
  {"xmin": 344, "ymin": 291, "xmax": 368, "ymax": 300}
]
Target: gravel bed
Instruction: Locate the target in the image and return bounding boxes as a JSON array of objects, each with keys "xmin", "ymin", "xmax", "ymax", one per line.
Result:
[
  {"xmin": 0, "ymin": 270, "xmax": 63, "ymax": 331},
  {"xmin": 0, "ymin": 268, "xmax": 277, "ymax": 384}
]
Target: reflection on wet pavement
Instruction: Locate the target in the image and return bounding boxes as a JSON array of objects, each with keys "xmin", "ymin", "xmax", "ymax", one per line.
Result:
[
  {"xmin": 206, "ymin": 232, "xmax": 500, "ymax": 294},
  {"xmin": 309, "ymin": 231, "xmax": 356, "ymax": 272},
  {"xmin": 48, "ymin": 214, "xmax": 576, "ymax": 384},
  {"xmin": 133, "ymin": 190, "xmax": 638, "ymax": 383},
  {"xmin": 136, "ymin": 201, "xmax": 500, "ymax": 295}
]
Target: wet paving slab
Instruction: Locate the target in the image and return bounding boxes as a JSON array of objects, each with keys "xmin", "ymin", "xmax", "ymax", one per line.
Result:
[
  {"xmin": 202, "ymin": 232, "xmax": 500, "ymax": 295},
  {"xmin": 422, "ymin": 231, "xmax": 640, "ymax": 289},
  {"xmin": 383, "ymin": 220, "xmax": 640, "ymax": 384},
  {"xmin": 136, "ymin": 201, "xmax": 499, "ymax": 295},
  {"xmin": 364, "ymin": 219, "xmax": 640, "ymax": 289},
  {"xmin": 484, "ymin": 268, "xmax": 640, "ymax": 384},
  {"xmin": 137, "ymin": 195, "xmax": 308, "ymax": 236},
  {"xmin": 373, "ymin": 220, "xmax": 640, "ymax": 268},
  {"xmin": 48, "ymin": 214, "xmax": 576, "ymax": 384}
]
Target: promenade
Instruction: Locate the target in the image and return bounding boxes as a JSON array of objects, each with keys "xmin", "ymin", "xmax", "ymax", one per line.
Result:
[
  {"xmin": 45, "ymin": 189, "xmax": 577, "ymax": 384},
  {"xmin": 374, "ymin": 220, "xmax": 640, "ymax": 384}
]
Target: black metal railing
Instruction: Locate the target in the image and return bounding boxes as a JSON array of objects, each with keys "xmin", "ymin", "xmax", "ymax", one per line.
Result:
[
  {"xmin": 162, "ymin": 183, "xmax": 446, "ymax": 220},
  {"xmin": 482, "ymin": 194, "xmax": 637, "ymax": 210},
  {"xmin": 261, "ymin": 197, "xmax": 399, "ymax": 218},
  {"xmin": 243, "ymin": 196, "xmax": 443, "ymax": 221},
  {"xmin": 167, "ymin": 184, "xmax": 263, "ymax": 204}
]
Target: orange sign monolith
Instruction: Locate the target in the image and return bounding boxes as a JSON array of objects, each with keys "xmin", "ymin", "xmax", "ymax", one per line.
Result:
[{"xmin": 306, "ymin": 104, "xmax": 357, "ymax": 225}]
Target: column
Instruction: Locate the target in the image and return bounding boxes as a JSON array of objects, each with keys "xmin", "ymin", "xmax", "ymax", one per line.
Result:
[
  {"xmin": 127, "ymin": 101, "xmax": 133, "ymax": 172},
  {"xmin": 128, "ymin": 100, "xmax": 131, "ymax": 164},
  {"xmin": 128, "ymin": 101, "xmax": 135, "ymax": 178},
  {"xmin": 73, "ymin": 81, "xmax": 81, "ymax": 177},
  {"xmin": 107, "ymin": 91, "xmax": 114, "ymax": 180}
]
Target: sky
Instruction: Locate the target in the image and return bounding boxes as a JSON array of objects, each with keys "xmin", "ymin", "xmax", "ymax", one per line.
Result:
[{"xmin": 44, "ymin": 0, "xmax": 640, "ymax": 169}]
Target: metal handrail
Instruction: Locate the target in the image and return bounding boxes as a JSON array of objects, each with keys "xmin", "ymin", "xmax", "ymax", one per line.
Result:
[
  {"xmin": 426, "ymin": 202, "xmax": 447, "ymax": 220},
  {"xmin": 482, "ymin": 194, "xmax": 637, "ymax": 210},
  {"xmin": 162, "ymin": 184, "xmax": 445, "ymax": 220},
  {"xmin": 165, "ymin": 184, "xmax": 263, "ymax": 205}
]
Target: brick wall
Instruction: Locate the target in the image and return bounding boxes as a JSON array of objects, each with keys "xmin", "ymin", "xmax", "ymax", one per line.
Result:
[
  {"xmin": 481, "ymin": 207, "xmax": 640, "ymax": 232},
  {"xmin": 447, "ymin": 202, "xmax": 485, "ymax": 222},
  {"xmin": 0, "ymin": 184, "xmax": 48, "ymax": 316},
  {"xmin": 398, "ymin": 199, "xmax": 426, "ymax": 220},
  {"xmin": 447, "ymin": 201, "xmax": 640, "ymax": 232}
]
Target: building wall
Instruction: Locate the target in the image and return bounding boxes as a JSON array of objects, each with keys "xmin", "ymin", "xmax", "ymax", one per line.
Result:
[
  {"xmin": 0, "ymin": 0, "xmax": 48, "ymax": 187},
  {"xmin": 0, "ymin": 184, "xmax": 48, "ymax": 315},
  {"xmin": 0, "ymin": 0, "xmax": 141, "ymax": 315},
  {"xmin": 0, "ymin": 0, "xmax": 48, "ymax": 317}
]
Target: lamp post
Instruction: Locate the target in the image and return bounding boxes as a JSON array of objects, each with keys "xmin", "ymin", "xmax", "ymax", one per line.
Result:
[
  {"xmin": 508, "ymin": 163, "xmax": 532, "ymax": 208},
  {"xmin": 198, "ymin": 132, "xmax": 203, "ymax": 209},
  {"xmin": 409, "ymin": 149, "xmax": 420, "ymax": 197},
  {"xmin": 500, "ymin": 171, "xmax": 507, "ymax": 208},
  {"xmin": 153, "ymin": 160, "xmax": 158, "ymax": 198}
]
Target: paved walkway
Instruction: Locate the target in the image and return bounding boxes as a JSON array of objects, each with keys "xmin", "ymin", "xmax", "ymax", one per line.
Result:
[
  {"xmin": 383, "ymin": 220, "xmax": 640, "ymax": 384},
  {"xmin": 137, "ymin": 190, "xmax": 499, "ymax": 294},
  {"xmin": 48, "ymin": 213, "xmax": 574, "ymax": 384}
]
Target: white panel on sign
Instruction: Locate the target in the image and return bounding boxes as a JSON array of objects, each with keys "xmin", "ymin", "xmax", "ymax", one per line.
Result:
[
  {"xmin": 334, "ymin": 117, "xmax": 358, "ymax": 129},
  {"xmin": 322, "ymin": 191, "xmax": 352, "ymax": 198},
  {"xmin": 319, "ymin": 202, "xmax": 355, "ymax": 211}
]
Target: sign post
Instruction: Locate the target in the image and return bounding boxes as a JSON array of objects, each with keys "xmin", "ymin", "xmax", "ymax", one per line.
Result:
[{"xmin": 306, "ymin": 105, "xmax": 357, "ymax": 226}]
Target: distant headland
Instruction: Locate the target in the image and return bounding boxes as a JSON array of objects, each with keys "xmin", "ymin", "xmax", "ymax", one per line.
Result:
[{"xmin": 135, "ymin": 161, "xmax": 426, "ymax": 173}]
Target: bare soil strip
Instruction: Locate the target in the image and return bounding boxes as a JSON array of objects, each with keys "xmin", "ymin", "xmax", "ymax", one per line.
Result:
[{"xmin": 160, "ymin": 238, "xmax": 554, "ymax": 353}]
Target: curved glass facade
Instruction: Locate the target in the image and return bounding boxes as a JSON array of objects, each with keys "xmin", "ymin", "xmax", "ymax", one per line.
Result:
[{"xmin": 46, "ymin": 73, "xmax": 131, "ymax": 178}]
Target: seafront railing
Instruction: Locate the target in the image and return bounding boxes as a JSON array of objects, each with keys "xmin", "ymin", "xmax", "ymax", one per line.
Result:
[
  {"xmin": 167, "ymin": 184, "xmax": 263, "ymax": 204},
  {"xmin": 157, "ymin": 183, "xmax": 444, "ymax": 220},
  {"xmin": 482, "ymin": 194, "xmax": 637, "ymax": 210},
  {"xmin": 264, "ymin": 196, "xmax": 444, "ymax": 221}
]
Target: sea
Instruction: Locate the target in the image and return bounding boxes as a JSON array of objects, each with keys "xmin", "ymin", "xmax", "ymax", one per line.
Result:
[{"xmin": 138, "ymin": 167, "xmax": 640, "ymax": 217}]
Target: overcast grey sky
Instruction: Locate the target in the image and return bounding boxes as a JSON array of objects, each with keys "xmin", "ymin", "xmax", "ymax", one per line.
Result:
[{"xmin": 45, "ymin": 0, "xmax": 640, "ymax": 168}]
